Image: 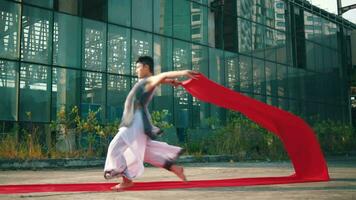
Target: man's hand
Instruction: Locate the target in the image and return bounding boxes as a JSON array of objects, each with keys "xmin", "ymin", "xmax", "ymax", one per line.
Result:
[{"xmin": 182, "ymin": 70, "xmax": 199, "ymax": 80}]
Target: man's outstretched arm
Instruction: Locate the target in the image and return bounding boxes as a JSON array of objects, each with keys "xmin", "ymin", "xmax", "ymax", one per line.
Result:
[{"xmin": 146, "ymin": 70, "xmax": 199, "ymax": 91}]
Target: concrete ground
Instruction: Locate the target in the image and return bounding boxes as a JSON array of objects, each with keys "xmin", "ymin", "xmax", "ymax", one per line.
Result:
[{"xmin": 0, "ymin": 159, "xmax": 355, "ymax": 200}]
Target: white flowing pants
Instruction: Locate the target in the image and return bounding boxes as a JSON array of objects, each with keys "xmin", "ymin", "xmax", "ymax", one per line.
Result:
[{"xmin": 104, "ymin": 110, "xmax": 183, "ymax": 179}]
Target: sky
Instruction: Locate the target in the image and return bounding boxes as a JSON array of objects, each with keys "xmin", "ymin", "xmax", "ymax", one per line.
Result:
[{"xmin": 308, "ymin": 0, "xmax": 356, "ymax": 24}]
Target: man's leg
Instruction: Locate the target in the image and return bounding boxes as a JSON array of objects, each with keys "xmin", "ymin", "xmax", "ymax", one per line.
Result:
[
  {"xmin": 104, "ymin": 132, "xmax": 135, "ymax": 190},
  {"xmin": 144, "ymin": 139, "xmax": 187, "ymax": 181},
  {"xmin": 104, "ymin": 135, "xmax": 129, "ymax": 179}
]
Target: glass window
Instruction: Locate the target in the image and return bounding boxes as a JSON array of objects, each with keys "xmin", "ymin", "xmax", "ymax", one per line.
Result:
[
  {"xmin": 274, "ymin": 0, "xmax": 286, "ymax": 31},
  {"xmin": 225, "ymin": 52, "xmax": 239, "ymax": 91},
  {"xmin": 287, "ymin": 66, "xmax": 299, "ymax": 99},
  {"xmin": 131, "ymin": 30, "xmax": 153, "ymax": 76},
  {"xmin": 191, "ymin": 2, "xmax": 208, "ymax": 45},
  {"xmin": 252, "ymin": 0, "xmax": 264, "ymax": 24},
  {"xmin": 253, "ymin": 58, "xmax": 265, "ymax": 95},
  {"xmin": 154, "ymin": 35, "xmax": 172, "ymax": 74},
  {"xmin": 265, "ymin": 27, "xmax": 276, "ymax": 62},
  {"xmin": 314, "ymin": 44, "xmax": 323, "ymax": 72},
  {"xmin": 209, "ymin": 48, "xmax": 225, "ymax": 122},
  {"xmin": 289, "ymin": 99, "xmax": 300, "ymax": 116},
  {"xmin": 305, "ymin": 40, "xmax": 315, "ymax": 71},
  {"xmin": 132, "ymin": 0, "xmax": 153, "ymax": 31},
  {"xmin": 108, "ymin": 0, "xmax": 130, "ymax": 26},
  {"xmin": 54, "ymin": 0, "xmax": 79, "ymax": 15},
  {"xmin": 265, "ymin": 61, "xmax": 277, "ymax": 97},
  {"xmin": 173, "ymin": 40, "xmax": 191, "ymax": 128},
  {"xmin": 0, "ymin": 60, "xmax": 18, "ymax": 121},
  {"xmin": 237, "ymin": 0, "xmax": 252, "ymax": 19},
  {"xmin": 329, "ymin": 24, "xmax": 338, "ymax": 49},
  {"xmin": 20, "ymin": 63, "xmax": 50, "ymax": 122},
  {"xmin": 191, "ymin": 44, "xmax": 209, "ymax": 127},
  {"xmin": 107, "ymin": 75, "xmax": 130, "ymax": 122},
  {"xmin": 209, "ymin": 48, "xmax": 224, "ymax": 84},
  {"xmin": 153, "ymin": 35, "xmax": 173, "ymax": 123},
  {"xmin": 51, "ymin": 67, "xmax": 80, "ymax": 120},
  {"xmin": 275, "ymin": 1, "xmax": 284, "ymax": 9},
  {"xmin": 304, "ymin": 11, "xmax": 314, "ymax": 40},
  {"xmin": 154, "ymin": 0, "xmax": 172, "ymax": 36},
  {"xmin": 173, "ymin": 0, "xmax": 191, "ymax": 41},
  {"xmin": 24, "ymin": 0, "xmax": 53, "ymax": 8},
  {"xmin": 238, "ymin": 18, "xmax": 251, "ymax": 54},
  {"xmin": 82, "ymin": 19, "xmax": 107, "ymax": 72},
  {"xmin": 53, "ymin": 13, "xmax": 81, "ymax": 68},
  {"xmin": 252, "ymin": 22, "xmax": 265, "ymax": 59},
  {"xmin": 277, "ymin": 64, "xmax": 287, "ymax": 98},
  {"xmin": 108, "ymin": 25, "xmax": 131, "ymax": 75},
  {"xmin": 0, "ymin": 1, "xmax": 20, "ymax": 60},
  {"xmin": 275, "ymin": 30, "xmax": 287, "ymax": 64},
  {"xmin": 239, "ymin": 55, "xmax": 252, "ymax": 93},
  {"xmin": 81, "ymin": 71, "xmax": 105, "ymax": 122},
  {"xmin": 21, "ymin": 6, "xmax": 53, "ymax": 65},
  {"xmin": 278, "ymin": 97, "xmax": 289, "ymax": 110},
  {"xmin": 82, "ymin": 0, "xmax": 107, "ymax": 21},
  {"xmin": 192, "ymin": 44, "xmax": 208, "ymax": 75}
]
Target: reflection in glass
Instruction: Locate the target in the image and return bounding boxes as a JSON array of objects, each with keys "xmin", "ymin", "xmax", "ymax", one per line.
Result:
[
  {"xmin": 192, "ymin": 44, "xmax": 209, "ymax": 126},
  {"xmin": 107, "ymin": 75, "xmax": 130, "ymax": 122},
  {"xmin": 0, "ymin": 1, "xmax": 20, "ymax": 59},
  {"xmin": 53, "ymin": 13, "xmax": 81, "ymax": 68},
  {"xmin": 24, "ymin": 0, "xmax": 53, "ymax": 8},
  {"xmin": 253, "ymin": 58, "xmax": 265, "ymax": 95},
  {"xmin": 153, "ymin": 35, "xmax": 173, "ymax": 123},
  {"xmin": 225, "ymin": 52, "xmax": 239, "ymax": 91},
  {"xmin": 20, "ymin": 63, "xmax": 50, "ymax": 122},
  {"xmin": 82, "ymin": 19, "xmax": 106, "ymax": 72},
  {"xmin": 108, "ymin": 0, "xmax": 130, "ymax": 26},
  {"xmin": 108, "ymin": 25, "xmax": 130, "ymax": 75},
  {"xmin": 131, "ymin": 30, "xmax": 152, "ymax": 75},
  {"xmin": 81, "ymin": 71, "xmax": 105, "ymax": 121},
  {"xmin": 132, "ymin": 0, "xmax": 153, "ymax": 31},
  {"xmin": 21, "ymin": 6, "xmax": 53, "ymax": 64},
  {"xmin": 173, "ymin": 0, "xmax": 191, "ymax": 41},
  {"xmin": 52, "ymin": 67, "xmax": 80, "ymax": 120},
  {"xmin": 265, "ymin": 61, "xmax": 276, "ymax": 97},
  {"xmin": 0, "ymin": 60, "xmax": 18, "ymax": 120},
  {"xmin": 154, "ymin": 0, "xmax": 172, "ymax": 36},
  {"xmin": 173, "ymin": 40, "xmax": 191, "ymax": 128},
  {"xmin": 277, "ymin": 64, "xmax": 287, "ymax": 97},
  {"xmin": 238, "ymin": 18, "xmax": 251, "ymax": 54},
  {"xmin": 191, "ymin": 2, "xmax": 208, "ymax": 45},
  {"xmin": 239, "ymin": 55, "xmax": 252, "ymax": 93}
]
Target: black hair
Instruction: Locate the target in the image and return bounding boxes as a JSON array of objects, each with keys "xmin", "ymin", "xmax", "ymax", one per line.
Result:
[{"xmin": 136, "ymin": 56, "xmax": 154, "ymax": 74}]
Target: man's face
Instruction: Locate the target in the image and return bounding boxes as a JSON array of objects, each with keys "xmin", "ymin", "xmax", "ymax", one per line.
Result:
[{"xmin": 135, "ymin": 62, "xmax": 150, "ymax": 78}]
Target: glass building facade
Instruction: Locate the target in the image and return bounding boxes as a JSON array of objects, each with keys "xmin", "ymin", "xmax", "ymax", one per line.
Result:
[{"xmin": 0, "ymin": 0, "xmax": 355, "ymax": 138}]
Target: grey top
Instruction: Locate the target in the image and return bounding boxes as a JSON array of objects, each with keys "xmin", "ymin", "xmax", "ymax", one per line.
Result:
[{"xmin": 120, "ymin": 78, "xmax": 159, "ymax": 138}]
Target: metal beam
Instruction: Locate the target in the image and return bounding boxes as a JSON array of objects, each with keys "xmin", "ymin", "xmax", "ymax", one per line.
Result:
[{"xmin": 340, "ymin": 4, "xmax": 356, "ymax": 14}]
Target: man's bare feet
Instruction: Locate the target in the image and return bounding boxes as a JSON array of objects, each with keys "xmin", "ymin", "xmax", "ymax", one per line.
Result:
[
  {"xmin": 111, "ymin": 176, "xmax": 134, "ymax": 191},
  {"xmin": 170, "ymin": 165, "xmax": 187, "ymax": 182}
]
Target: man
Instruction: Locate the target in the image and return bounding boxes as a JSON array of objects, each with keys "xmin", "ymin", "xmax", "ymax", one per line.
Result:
[{"xmin": 104, "ymin": 56, "xmax": 198, "ymax": 190}]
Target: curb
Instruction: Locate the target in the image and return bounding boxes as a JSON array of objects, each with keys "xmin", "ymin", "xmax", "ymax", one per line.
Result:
[{"xmin": 0, "ymin": 155, "xmax": 355, "ymax": 170}]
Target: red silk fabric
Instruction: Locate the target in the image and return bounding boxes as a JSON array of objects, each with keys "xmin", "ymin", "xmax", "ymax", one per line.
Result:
[
  {"xmin": 0, "ymin": 74, "xmax": 329, "ymax": 194},
  {"xmin": 180, "ymin": 73, "xmax": 329, "ymax": 181}
]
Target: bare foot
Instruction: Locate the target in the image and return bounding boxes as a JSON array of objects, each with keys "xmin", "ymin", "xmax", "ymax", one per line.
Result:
[
  {"xmin": 170, "ymin": 165, "xmax": 187, "ymax": 182},
  {"xmin": 111, "ymin": 177, "xmax": 134, "ymax": 191}
]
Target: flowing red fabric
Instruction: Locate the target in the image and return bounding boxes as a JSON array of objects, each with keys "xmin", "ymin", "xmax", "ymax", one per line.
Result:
[
  {"xmin": 180, "ymin": 73, "xmax": 329, "ymax": 181},
  {"xmin": 0, "ymin": 74, "xmax": 329, "ymax": 194}
]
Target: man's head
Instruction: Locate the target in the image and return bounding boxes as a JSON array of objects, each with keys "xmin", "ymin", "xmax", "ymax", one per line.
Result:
[{"xmin": 135, "ymin": 56, "xmax": 154, "ymax": 78}]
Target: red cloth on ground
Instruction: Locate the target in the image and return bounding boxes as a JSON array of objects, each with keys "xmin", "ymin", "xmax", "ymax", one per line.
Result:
[{"xmin": 0, "ymin": 74, "xmax": 329, "ymax": 194}]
